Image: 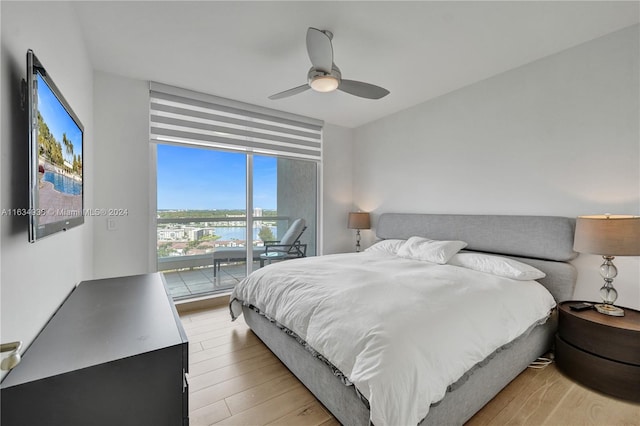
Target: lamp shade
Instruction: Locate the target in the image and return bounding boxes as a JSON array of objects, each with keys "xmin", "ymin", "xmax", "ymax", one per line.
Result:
[
  {"xmin": 348, "ymin": 212, "xmax": 371, "ymax": 230},
  {"xmin": 574, "ymin": 215, "xmax": 640, "ymax": 256}
]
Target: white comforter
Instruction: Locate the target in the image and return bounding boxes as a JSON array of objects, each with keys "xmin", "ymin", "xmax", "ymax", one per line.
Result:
[{"xmin": 230, "ymin": 252, "xmax": 556, "ymax": 426}]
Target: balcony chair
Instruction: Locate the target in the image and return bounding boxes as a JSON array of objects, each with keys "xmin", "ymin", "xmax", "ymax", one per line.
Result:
[
  {"xmin": 260, "ymin": 218, "xmax": 307, "ymax": 267},
  {"xmin": 212, "ymin": 218, "xmax": 308, "ymax": 277}
]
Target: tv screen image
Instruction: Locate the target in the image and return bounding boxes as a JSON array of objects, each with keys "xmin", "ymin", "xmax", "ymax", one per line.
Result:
[{"xmin": 28, "ymin": 50, "xmax": 84, "ymax": 242}]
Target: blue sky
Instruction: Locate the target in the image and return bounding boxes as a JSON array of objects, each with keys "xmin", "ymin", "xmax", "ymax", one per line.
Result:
[
  {"xmin": 157, "ymin": 145, "xmax": 277, "ymax": 210},
  {"xmin": 37, "ymin": 74, "xmax": 83, "ymax": 163}
]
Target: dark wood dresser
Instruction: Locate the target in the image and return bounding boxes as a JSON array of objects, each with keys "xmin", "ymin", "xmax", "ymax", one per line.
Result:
[
  {"xmin": 0, "ymin": 273, "xmax": 189, "ymax": 426},
  {"xmin": 555, "ymin": 301, "xmax": 640, "ymax": 402}
]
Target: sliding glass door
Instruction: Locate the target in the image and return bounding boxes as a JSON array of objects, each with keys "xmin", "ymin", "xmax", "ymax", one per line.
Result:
[{"xmin": 156, "ymin": 145, "xmax": 317, "ymax": 300}]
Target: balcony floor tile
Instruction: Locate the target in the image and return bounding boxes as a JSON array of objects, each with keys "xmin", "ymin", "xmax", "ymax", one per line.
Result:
[{"xmin": 163, "ymin": 262, "xmax": 260, "ymax": 300}]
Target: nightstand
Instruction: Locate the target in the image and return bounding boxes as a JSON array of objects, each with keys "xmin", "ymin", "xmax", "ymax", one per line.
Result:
[{"xmin": 555, "ymin": 301, "xmax": 640, "ymax": 402}]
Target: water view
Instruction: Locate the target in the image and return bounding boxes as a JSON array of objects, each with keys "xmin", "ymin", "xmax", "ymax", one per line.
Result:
[{"xmin": 212, "ymin": 226, "xmax": 277, "ymax": 241}]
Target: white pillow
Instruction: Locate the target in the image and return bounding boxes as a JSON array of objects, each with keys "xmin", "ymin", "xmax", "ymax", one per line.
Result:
[
  {"xmin": 397, "ymin": 237, "xmax": 467, "ymax": 264},
  {"xmin": 448, "ymin": 253, "xmax": 546, "ymax": 281},
  {"xmin": 364, "ymin": 239, "xmax": 407, "ymax": 255}
]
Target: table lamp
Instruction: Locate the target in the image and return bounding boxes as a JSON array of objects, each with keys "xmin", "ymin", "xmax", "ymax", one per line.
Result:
[
  {"xmin": 573, "ymin": 214, "xmax": 640, "ymax": 316},
  {"xmin": 348, "ymin": 212, "xmax": 370, "ymax": 252}
]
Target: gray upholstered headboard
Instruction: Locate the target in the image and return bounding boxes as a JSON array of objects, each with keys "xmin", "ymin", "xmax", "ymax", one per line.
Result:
[{"xmin": 375, "ymin": 213, "xmax": 578, "ymax": 302}]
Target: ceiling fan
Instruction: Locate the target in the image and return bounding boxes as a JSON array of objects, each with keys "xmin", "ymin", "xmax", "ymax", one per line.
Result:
[{"xmin": 269, "ymin": 27, "xmax": 390, "ymax": 101}]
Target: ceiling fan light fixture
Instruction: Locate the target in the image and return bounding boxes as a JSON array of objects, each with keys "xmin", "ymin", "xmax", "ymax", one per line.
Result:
[{"xmin": 310, "ymin": 75, "xmax": 339, "ymax": 92}]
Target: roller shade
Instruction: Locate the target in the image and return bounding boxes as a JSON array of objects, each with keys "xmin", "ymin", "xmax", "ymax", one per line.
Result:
[{"xmin": 150, "ymin": 82, "xmax": 323, "ymax": 161}]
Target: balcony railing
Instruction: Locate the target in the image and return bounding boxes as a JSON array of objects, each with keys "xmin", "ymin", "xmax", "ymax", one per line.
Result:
[{"xmin": 157, "ymin": 216, "xmax": 290, "ymax": 300}]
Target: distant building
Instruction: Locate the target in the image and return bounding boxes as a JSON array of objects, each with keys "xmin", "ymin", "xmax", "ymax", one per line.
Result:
[
  {"xmin": 158, "ymin": 228, "xmax": 187, "ymax": 240},
  {"xmin": 158, "ymin": 226, "xmax": 217, "ymax": 241},
  {"xmin": 186, "ymin": 227, "xmax": 216, "ymax": 241},
  {"xmin": 254, "ymin": 208, "xmax": 263, "ymax": 226}
]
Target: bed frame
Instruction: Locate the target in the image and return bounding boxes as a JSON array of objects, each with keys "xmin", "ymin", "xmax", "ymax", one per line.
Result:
[{"xmin": 242, "ymin": 213, "xmax": 578, "ymax": 425}]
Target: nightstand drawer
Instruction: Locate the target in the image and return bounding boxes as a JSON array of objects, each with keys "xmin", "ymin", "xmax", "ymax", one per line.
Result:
[
  {"xmin": 558, "ymin": 303, "xmax": 640, "ymax": 366},
  {"xmin": 556, "ymin": 335, "xmax": 640, "ymax": 402}
]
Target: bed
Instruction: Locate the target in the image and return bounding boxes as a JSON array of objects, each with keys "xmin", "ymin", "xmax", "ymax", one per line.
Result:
[{"xmin": 230, "ymin": 213, "xmax": 577, "ymax": 425}]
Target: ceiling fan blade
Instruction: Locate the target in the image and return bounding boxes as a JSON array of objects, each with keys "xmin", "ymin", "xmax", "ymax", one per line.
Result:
[
  {"xmin": 306, "ymin": 27, "xmax": 333, "ymax": 73},
  {"xmin": 338, "ymin": 79, "xmax": 390, "ymax": 99},
  {"xmin": 268, "ymin": 84, "xmax": 310, "ymax": 100}
]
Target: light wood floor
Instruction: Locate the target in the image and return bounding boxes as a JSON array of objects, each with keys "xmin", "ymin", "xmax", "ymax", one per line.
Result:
[{"xmin": 181, "ymin": 306, "xmax": 640, "ymax": 426}]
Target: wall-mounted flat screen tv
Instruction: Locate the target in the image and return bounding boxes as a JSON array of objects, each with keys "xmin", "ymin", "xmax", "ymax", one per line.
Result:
[{"xmin": 27, "ymin": 50, "xmax": 84, "ymax": 242}]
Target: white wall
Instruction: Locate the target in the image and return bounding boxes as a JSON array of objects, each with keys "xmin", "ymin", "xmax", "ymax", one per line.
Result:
[
  {"xmin": 322, "ymin": 124, "xmax": 355, "ymax": 254},
  {"xmin": 353, "ymin": 25, "xmax": 640, "ymax": 309},
  {"xmin": 1, "ymin": 1, "xmax": 94, "ymax": 366},
  {"xmin": 93, "ymin": 71, "xmax": 153, "ymax": 278}
]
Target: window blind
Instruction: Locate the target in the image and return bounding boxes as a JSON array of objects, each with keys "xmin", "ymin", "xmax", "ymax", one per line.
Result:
[{"xmin": 150, "ymin": 82, "xmax": 323, "ymax": 161}]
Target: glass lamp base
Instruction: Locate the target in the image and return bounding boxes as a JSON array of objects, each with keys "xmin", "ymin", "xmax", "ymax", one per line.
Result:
[{"xmin": 595, "ymin": 303, "xmax": 625, "ymax": 317}]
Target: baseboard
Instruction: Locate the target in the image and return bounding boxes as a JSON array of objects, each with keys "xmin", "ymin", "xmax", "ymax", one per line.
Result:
[{"xmin": 175, "ymin": 292, "xmax": 231, "ymax": 314}]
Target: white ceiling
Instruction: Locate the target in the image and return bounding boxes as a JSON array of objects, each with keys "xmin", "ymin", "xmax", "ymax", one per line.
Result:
[{"xmin": 73, "ymin": 1, "xmax": 639, "ymax": 128}]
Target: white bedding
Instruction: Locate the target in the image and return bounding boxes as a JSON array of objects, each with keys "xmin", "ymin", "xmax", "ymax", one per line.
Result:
[{"xmin": 230, "ymin": 252, "xmax": 556, "ymax": 426}]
